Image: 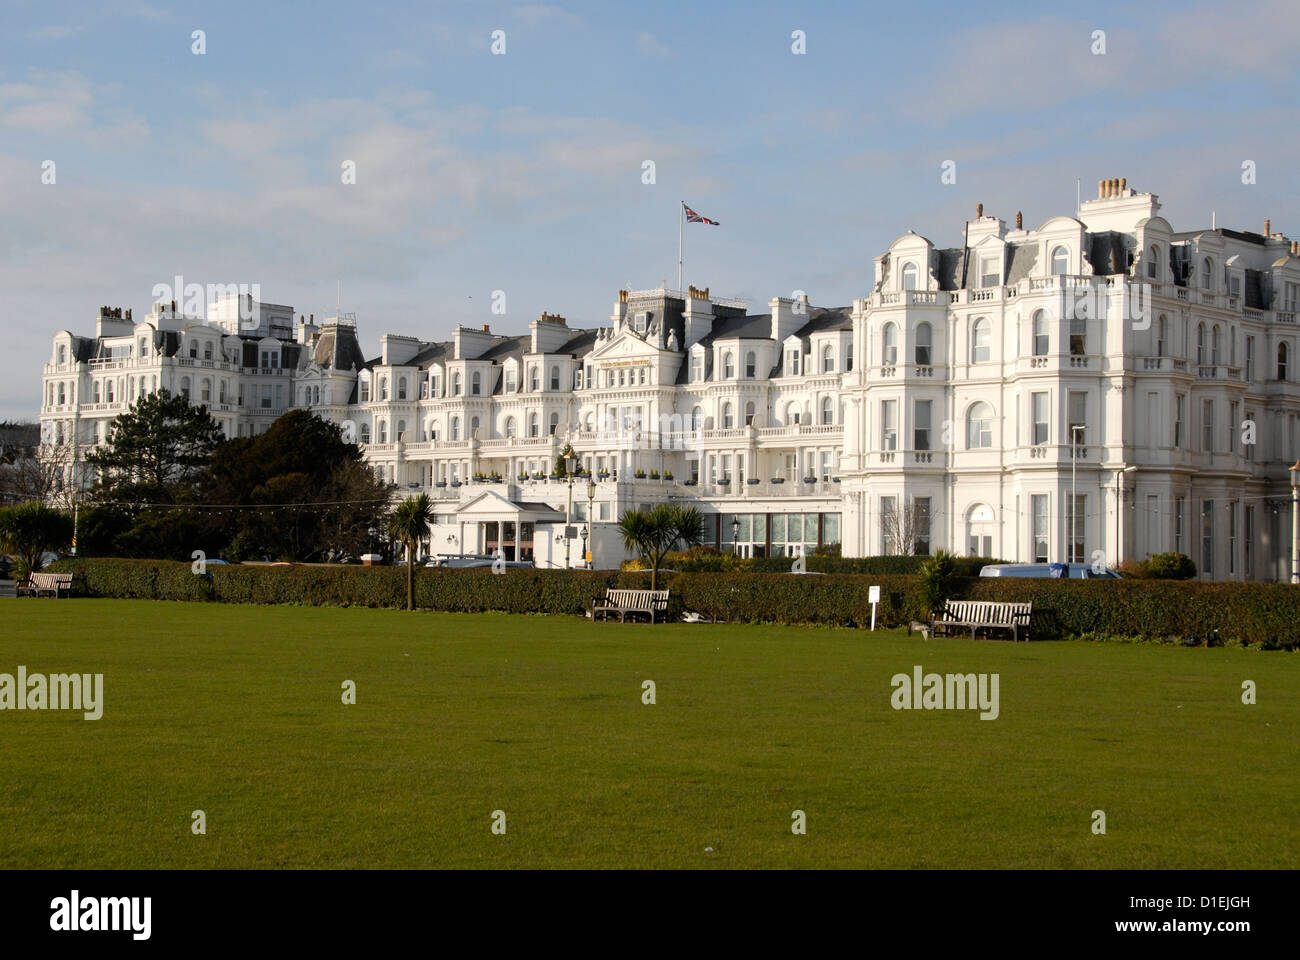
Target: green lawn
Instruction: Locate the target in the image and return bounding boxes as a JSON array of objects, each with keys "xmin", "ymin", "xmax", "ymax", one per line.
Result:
[{"xmin": 1, "ymin": 599, "xmax": 1295, "ymax": 869}]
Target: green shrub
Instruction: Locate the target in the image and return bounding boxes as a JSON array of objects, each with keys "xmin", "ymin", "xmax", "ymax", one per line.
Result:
[
  {"xmin": 916, "ymin": 550, "xmax": 959, "ymax": 617},
  {"xmin": 1135, "ymin": 552, "xmax": 1198, "ymax": 580}
]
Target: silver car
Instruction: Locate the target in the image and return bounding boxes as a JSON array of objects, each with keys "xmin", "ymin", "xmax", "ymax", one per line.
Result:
[{"xmin": 978, "ymin": 563, "xmax": 1120, "ymax": 580}]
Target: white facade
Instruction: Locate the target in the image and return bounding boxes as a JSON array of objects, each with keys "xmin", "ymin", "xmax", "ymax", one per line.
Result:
[{"xmin": 39, "ymin": 181, "xmax": 1300, "ymax": 577}]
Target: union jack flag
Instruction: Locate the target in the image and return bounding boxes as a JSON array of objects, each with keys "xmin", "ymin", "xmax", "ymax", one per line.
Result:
[{"xmin": 684, "ymin": 204, "xmax": 719, "ymax": 225}]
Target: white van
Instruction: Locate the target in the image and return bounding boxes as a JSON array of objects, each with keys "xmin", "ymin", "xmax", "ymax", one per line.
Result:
[{"xmin": 978, "ymin": 562, "xmax": 1120, "ymax": 580}]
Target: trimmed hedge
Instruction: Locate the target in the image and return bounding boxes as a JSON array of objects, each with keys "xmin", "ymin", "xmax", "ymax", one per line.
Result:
[{"xmin": 45, "ymin": 558, "xmax": 1300, "ymax": 648}]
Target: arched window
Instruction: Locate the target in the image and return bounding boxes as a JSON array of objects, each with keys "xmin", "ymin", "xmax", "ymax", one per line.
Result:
[
  {"xmin": 882, "ymin": 323, "xmax": 898, "ymax": 366},
  {"xmin": 57, "ymin": 345, "xmax": 67, "ymax": 365},
  {"xmin": 548, "ymin": 412, "xmax": 559, "ymax": 435},
  {"xmin": 971, "ymin": 318, "xmax": 991, "ymax": 363},
  {"xmin": 722, "ymin": 402, "xmax": 735, "ymax": 429},
  {"xmin": 529, "ymin": 412, "xmax": 539, "ymax": 438},
  {"xmin": 1032, "ymin": 310, "xmax": 1048, "ymax": 356},
  {"xmin": 846, "ymin": 341, "xmax": 854, "ymax": 371},
  {"xmin": 966, "ymin": 402, "xmax": 994, "ymax": 449},
  {"xmin": 549, "ymin": 365, "xmax": 559, "ymax": 390},
  {"xmin": 745, "ymin": 351, "xmax": 756, "ymax": 378},
  {"xmin": 902, "ymin": 262, "xmax": 918, "ymax": 291},
  {"xmin": 504, "ymin": 416, "xmax": 517, "ymax": 438},
  {"xmin": 1196, "ymin": 323, "xmax": 1206, "ymax": 364},
  {"xmin": 744, "ymin": 401, "xmax": 756, "ymax": 426},
  {"xmin": 821, "ymin": 396, "xmax": 833, "ymax": 425},
  {"xmin": 529, "ymin": 367, "xmax": 539, "ymax": 391},
  {"xmin": 723, "ymin": 351, "xmax": 735, "ymax": 379},
  {"xmin": 1051, "ymin": 246, "xmax": 1069, "ymax": 276},
  {"xmin": 1278, "ymin": 342, "xmax": 1289, "ymax": 381},
  {"xmin": 471, "ymin": 371, "xmax": 481, "ymax": 396},
  {"xmin": 201, "ymin": 378, "xmax": 211, "ymax": 402},
  {"xmin": 1202, "ymin": 257, "xmax": 1214, "ymax": 290},
  {"xmin": 452, "ymin": 372, "xmax": 462, "ymax": 395},
  {"xmin": 822, "ymin": 344, "xmax": 834, "ymax": 373},
  {"xmin": 380, "ymin": 377, "xmax": 389, "ymax": 400},
  {"xmin": 915, "ymin": 322, "xmax": 932, "ymax": 366},
  {"xmin": 1157, "ymin": 315, "xmax": 1168, "ymax": 357},
  {"xmin": 786, "ymin": 402, "xmax": 800, "ymax": 426},
  {"xmin": 450, "ymin": 417, "xmax": 459, "ymax": 441},
  {"xmin": 1211, "ymin": 325, "xmax": 1221, "ymax": 364},
  {"xmin": 691, "ymin": 405, "xmax": 703, "ymax": 429},
  {"xmin": 397, "ymin": 419, "xmax": 407, "ymax": 441},
  {"xmin": 359, "ymin": 423, "xmax": 371, "ymax": 443},
  {"xmin": 180, "ymin": 376, "xmax": 191, "ymax": 399},
  {"xmin": 92, "ymin": 382, "xmax": 100, "ymax": 403},
  {"xmin": 203, "ymin": 342, "xmax": 213, "ymax": 360},
  {"xmin": 379, "ymin": 421, "xmax": 388, "ymax": 443},
  {"xmin": 398, "ymin": 377, "xmax": 407, "ymax": 400},
  {"xmin": 469, "ymin": 416, "xmax": 479, "ymax": 439},
  {"xmin": 313, "ymin": 386, "xmax": 319, "ymax": 404},
  {"xmin": 1147, "ymin": 244, "xmax": 1160, "ymax": 279}
]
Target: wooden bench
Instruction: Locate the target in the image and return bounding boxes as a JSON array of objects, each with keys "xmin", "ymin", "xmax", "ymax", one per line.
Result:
[
  {"xmin": 27, "ymin": 572, "xmax": 75, "ymax": 598},
  {"xmin": 932, "ymin": 600, "xmax": 1033, "ymax": 642},
  {"xmin": 593, "ymin": 588, "xmax": 670, "ymax": 623}
]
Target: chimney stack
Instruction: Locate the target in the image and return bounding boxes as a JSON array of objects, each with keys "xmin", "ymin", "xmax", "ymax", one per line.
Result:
[{"xmin": 481, "ymin": 324, "xmax": 490, "ymax": 333}]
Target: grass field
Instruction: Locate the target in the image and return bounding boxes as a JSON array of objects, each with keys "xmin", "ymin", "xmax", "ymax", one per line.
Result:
[{"xmin": 1, "ymin": 599, "xmax": 1296, "ymax": 869}]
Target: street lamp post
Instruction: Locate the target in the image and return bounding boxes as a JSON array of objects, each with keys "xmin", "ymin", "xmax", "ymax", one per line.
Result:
[
  {"xmin": 1114, "ymin": 465, "xmax": 1138, "ymax": 569},
  {"xmin": 731, "ymin": 516, "xmax": 740, "ymax": 557},
  {"xmin": 1290, "ymin": 460, "xmax": 1300, "ymax": 584},
  {"xmin": 586, "ymin": 478, "xmax": 597, "ymax": 569},
  {"xmin": 1070, "ymin": 426, "xmax": 1085, "ymax": 566},
  {"xmin": 564, "ymin": 451, "xmax": 574, "ymax": 570}
]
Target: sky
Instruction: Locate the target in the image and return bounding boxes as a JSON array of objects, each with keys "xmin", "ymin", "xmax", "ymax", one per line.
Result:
[{"xmin": 2, "ymin": 0, "xmax": 1299, "ymax": 420}]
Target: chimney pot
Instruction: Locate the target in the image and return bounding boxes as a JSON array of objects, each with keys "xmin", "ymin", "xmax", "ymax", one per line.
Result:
[
  {"xmin": 1119, "ymin": 177, "xmax": 1127, "ymax": 194},
  {"xmin": 1015, "ymin": 210, "xmax": 1023, "ymax": 229},
  {"xmin": 1265, "ymin": 218, "xmax": 1271, "ymax": 236},
  {"xmin": 976, "ymin": 202, "xmax": 983, "ymax": 218},
  {"xmin": 1097, "ymin": 180, "xmax": 1105, "ymax": 199},
  {"xmin": 482, "ymin": 324, "xmax": 490, "ymax": 333}
]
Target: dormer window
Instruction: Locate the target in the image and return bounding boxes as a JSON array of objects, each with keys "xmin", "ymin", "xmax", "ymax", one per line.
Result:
[
  {"xmin": 902, "ymin": 262, "xmax": 918, "ymax": 291},
  {"xmin": 723, "ymin": 351, "xmax": 735, "ymax": 379},
  {"xmin": 788, "ymin": 348, "xmax": 800, "ymax": 376},
  {"xmin": 504, "ymin": 368, "xmax": 516, "ymax": 393},
  {"xmin": 1051, "ymin": 246, "xmax": 1069, "ymax": 276},
  {"xmin": 691, "ymin": 353, "xmax": 703, "ymax": 382},
  {"xmin": 1147, "ymin": 245, "xmax": 1160, "ymax": 279},
  {"xmin": 529, "ymin": 366, "xmax": 539, "ymax": 391},
  {"xmin": 634, "ymin": 313, "xmax": 647, "ymax": 334},
  {"xmin": 981, "ymin": 257, "xmax": 1000, "ymax": 288},
  {"xmin": 360, "ymin": 378, "xmax": 370, "ymax": 402},
  {"xmin": 1202, "ymin": 258, "xmax": 1214, "ymax": 291}
]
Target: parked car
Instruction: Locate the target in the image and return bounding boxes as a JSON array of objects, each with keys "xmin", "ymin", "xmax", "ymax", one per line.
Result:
[{"xmin": 978, "ymin": 563, "xmax": 1121, "ymax": 580}]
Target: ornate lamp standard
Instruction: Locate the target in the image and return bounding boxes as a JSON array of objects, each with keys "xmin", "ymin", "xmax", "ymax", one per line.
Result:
[
  {"xmin": 1290, "ymin": 460, "xmax": 1300, "ymax": 584},
  {"xmin": 586, "ymin": 477, "xmax": 597, "ymax": 568}
]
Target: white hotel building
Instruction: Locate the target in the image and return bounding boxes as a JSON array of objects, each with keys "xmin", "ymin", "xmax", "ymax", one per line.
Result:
[{"xmin": 40, "ymin": 180, "xmax": 1300, "ymax": 578}]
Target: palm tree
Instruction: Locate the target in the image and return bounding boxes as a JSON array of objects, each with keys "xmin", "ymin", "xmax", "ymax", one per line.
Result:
[
  {"xmin": 617, "ymin": 503, "xmax": 706, "ymax": 590},
  {"xmin": 388, "ymin": 493, "xmax": 433, "ymax": 611}
]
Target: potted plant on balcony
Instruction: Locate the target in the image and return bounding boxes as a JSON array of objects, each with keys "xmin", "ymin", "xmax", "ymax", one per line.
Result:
[
  {"xmin": 747, "ymin": 477, "xmax": 760, "ymax": 485},
  {"xmin": 635, "ymin": 469, "xmax": 647, "ymax": 479},
  {"xmin": 435, "ymin": 480, "xmax": 447, "ymax": 488},
  {"xmin": 803, "ymin": 475, "xmax": 817, "ymax": 484},
  {"xmin": 683, "ymin": 477, "xmax": 697, "ymax": 486},
  {"xmin": 649, "ymin": 469, "xmax": 660, "ymax": 479},
  {"xmin": 770, "ymin": 476, "xmax": 785, "ymax": 484},
  {"xmin": 719, "ymin": 475, "xmax": 731, "ymax": 484},
  {"xmin": 664, "ymin": 470, "xmax": 674, "ymax": 481}
]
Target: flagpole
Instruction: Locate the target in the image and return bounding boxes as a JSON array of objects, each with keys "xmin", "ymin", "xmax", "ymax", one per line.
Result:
[{"xmin": 677, "ymin": 201, "xmax": 684, "ymax": 291}]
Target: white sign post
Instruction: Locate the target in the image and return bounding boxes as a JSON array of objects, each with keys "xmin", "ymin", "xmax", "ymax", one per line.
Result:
[{"xmin": 868, "ymin": 585, "xmax": 881, "ymax": 631}]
